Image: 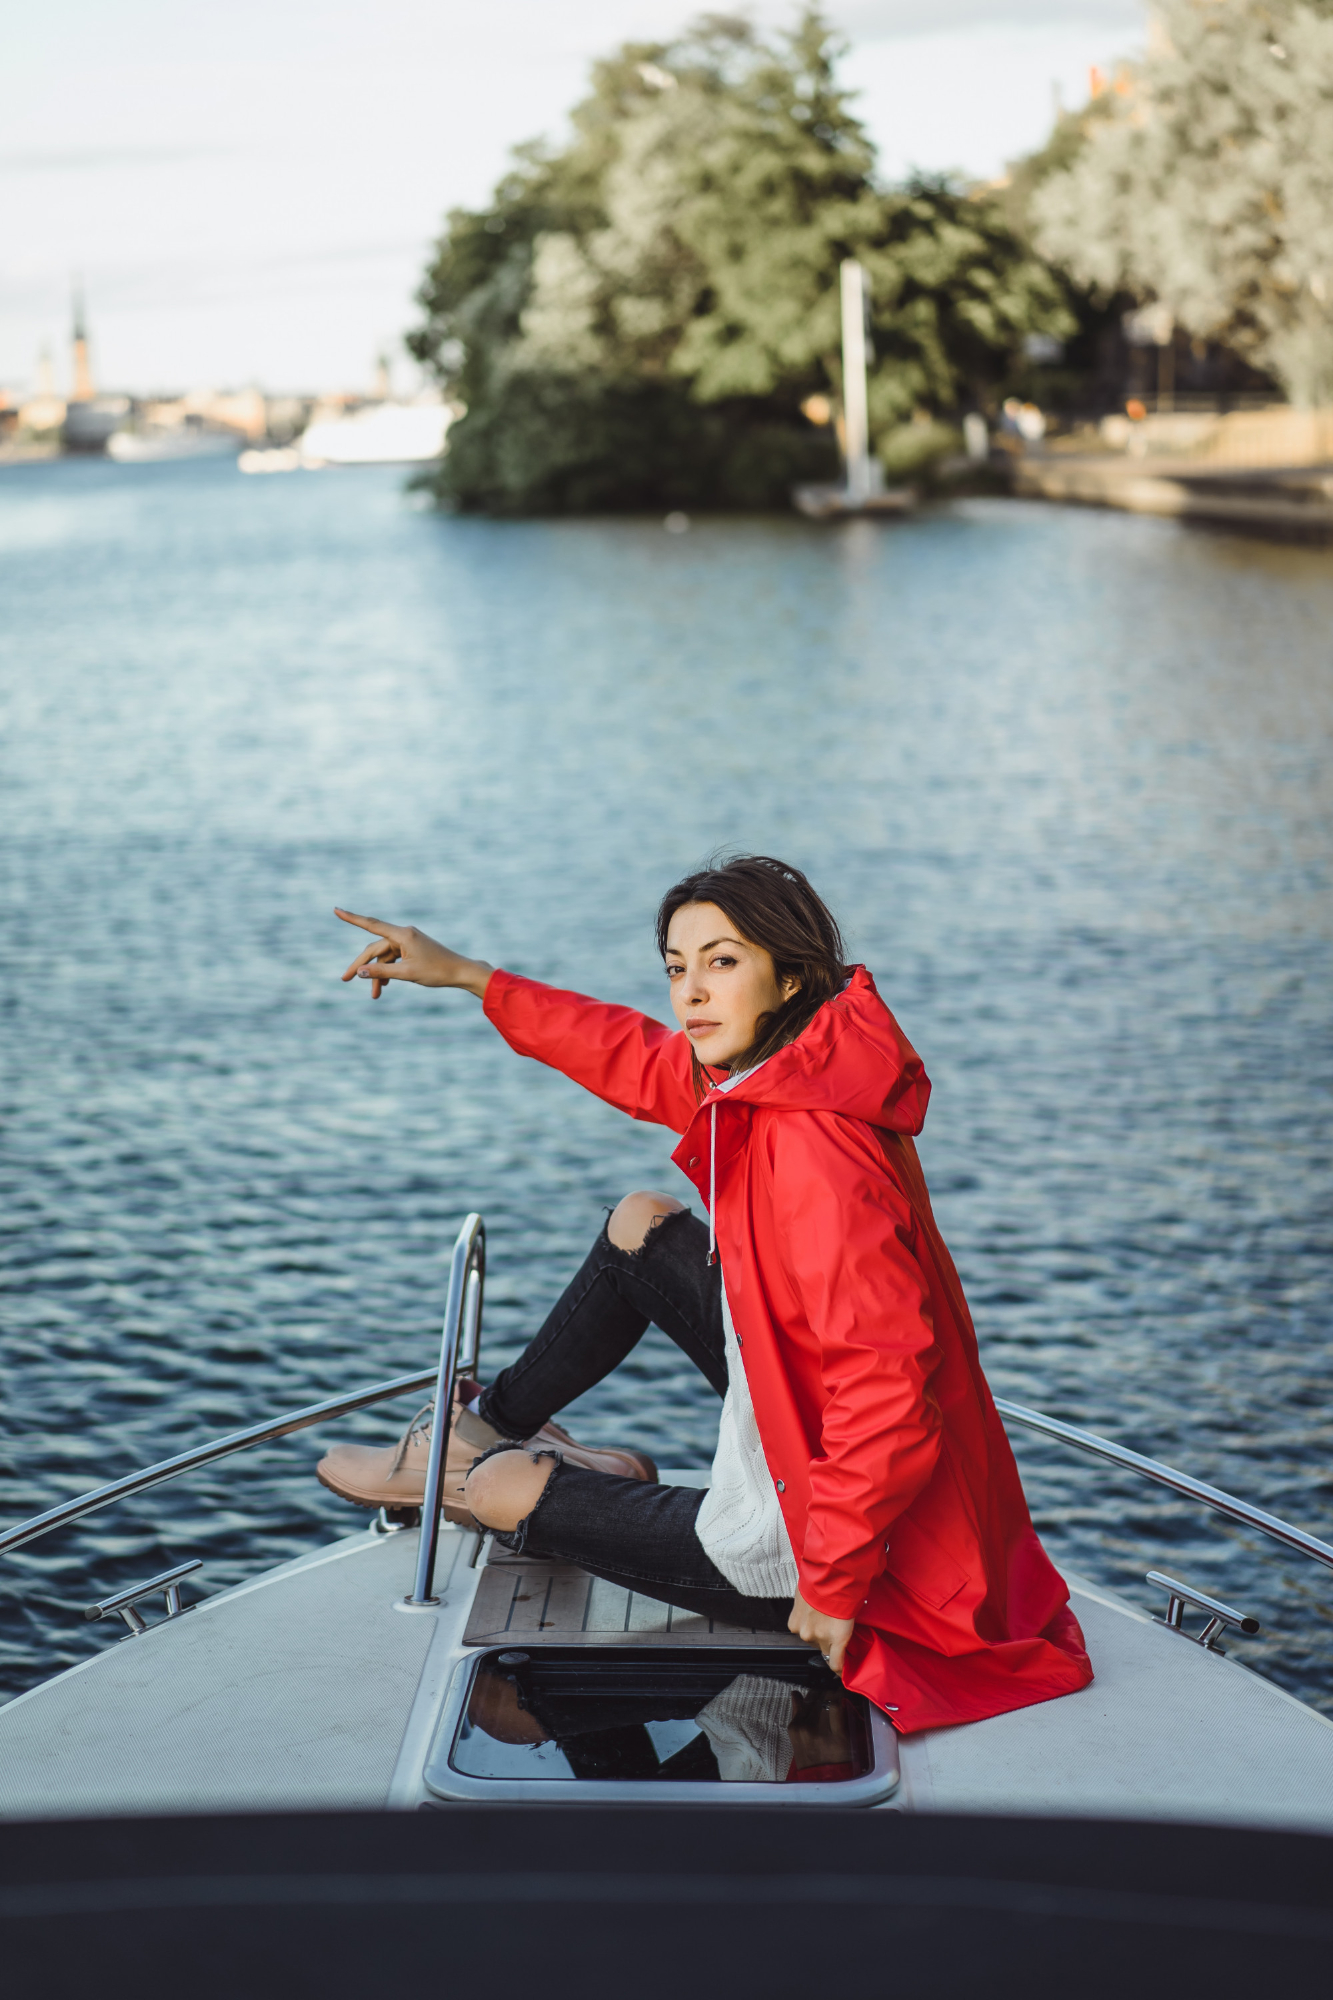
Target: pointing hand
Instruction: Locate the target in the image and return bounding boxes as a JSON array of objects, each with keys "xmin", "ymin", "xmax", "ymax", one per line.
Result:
[{"xmin": 335, "ymin": 909, "xmax": 495, "ymax": 1001}]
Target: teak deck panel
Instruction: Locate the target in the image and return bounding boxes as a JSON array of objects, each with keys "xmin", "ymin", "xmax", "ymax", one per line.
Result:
[{"xmin": 462, "ymin": 1551, "xmax": 789, "ymax": 1648}]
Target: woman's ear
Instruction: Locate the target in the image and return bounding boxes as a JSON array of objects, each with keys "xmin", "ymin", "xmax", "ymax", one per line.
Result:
[{"xmin": 781, "ymin": 975, "xmax": 802, "ymax": 1001}]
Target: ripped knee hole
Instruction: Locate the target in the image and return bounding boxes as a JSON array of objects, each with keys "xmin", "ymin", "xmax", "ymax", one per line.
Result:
[
  {"xmin": 607, "ymin": 1190, "xmax": 686, "ymax": 1255},
  {"xmin": 464, "ymin": 1446, "xmax": 559, "ymax": 1532}
]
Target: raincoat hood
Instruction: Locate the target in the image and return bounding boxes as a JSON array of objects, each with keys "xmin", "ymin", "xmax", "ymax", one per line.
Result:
[{"xmin": 702, "ymin": 966, "xmax": 931, "ymax": 1134}]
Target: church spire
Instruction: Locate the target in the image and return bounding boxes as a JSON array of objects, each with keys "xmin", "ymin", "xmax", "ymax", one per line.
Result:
[{"xmin": 71, "ymin": 280, "xmax": 94, "ymax": 401}]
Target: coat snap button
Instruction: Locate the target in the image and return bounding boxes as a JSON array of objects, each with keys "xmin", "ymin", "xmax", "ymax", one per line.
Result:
[
  {"xmin": 688, "ymin": 1156, "xmax": 698, "ymax": 1167},
  {"xmin": 775, "ymin": 1479, "xmax": 785, "ymax": 1493}
]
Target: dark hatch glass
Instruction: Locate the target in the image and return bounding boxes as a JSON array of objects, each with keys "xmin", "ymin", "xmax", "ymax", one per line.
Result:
[{"xmin": 450, "ymin": 1646, "xmax": 876, "ymax": 1784}]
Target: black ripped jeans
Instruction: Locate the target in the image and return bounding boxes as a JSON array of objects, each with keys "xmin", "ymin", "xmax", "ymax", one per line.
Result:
[{"xmin": 474, "ymin": 1210, "xmax": 793, "ymax": 1632}]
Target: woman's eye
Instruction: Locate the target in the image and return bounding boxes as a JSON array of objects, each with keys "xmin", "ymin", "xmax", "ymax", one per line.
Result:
[
  {"xmin": 665, "ymin": 964, "xmax": 683, "ymax": 979},
  {"xmin": 711, "ymin": 956, "xmax": 735, "ymax": 969}
]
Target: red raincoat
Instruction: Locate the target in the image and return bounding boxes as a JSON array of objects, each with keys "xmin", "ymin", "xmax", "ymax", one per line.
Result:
[{"xmin": 483, "ymin": 964, "xmax": 1093, "ymax": 1733}]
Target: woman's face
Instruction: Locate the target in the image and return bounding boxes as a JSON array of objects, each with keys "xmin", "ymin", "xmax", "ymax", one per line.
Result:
[{"xmin": 664, "ymin": 901, "xmax": 798, "ymax": 1071}]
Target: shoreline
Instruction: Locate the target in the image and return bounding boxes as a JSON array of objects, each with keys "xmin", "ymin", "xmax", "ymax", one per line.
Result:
[{"xmin": 1008, "ymin": 451, "xmax": 1333, "ymax": 543}]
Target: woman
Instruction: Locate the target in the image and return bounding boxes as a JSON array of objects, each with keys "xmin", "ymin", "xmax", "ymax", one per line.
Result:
[{"xmin": 323, "ymin": 855, "xmax": 1092, "ymax": 1733}]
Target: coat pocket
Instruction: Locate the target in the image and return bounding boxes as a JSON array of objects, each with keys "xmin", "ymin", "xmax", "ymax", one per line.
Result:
[{"xmin": 884, "ymin": 1511, "xmax": 970, "ymax": 1611}]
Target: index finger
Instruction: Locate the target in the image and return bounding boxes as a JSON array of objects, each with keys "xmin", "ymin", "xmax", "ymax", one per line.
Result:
[{"xmin": 335, "ymin": 907, "xmax": 405, "ymax": 941}]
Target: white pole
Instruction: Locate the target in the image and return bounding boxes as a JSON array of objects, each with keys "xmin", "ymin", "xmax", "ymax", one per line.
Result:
[{"xmin": 840, "ymin": 258, "xmax": 871, "ymax": 501}]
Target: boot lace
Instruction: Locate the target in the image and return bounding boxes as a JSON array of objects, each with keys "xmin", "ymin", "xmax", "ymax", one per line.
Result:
[{"xmin": 387, "ymin": 1402, "xmax": 435, "ymax": 1479}]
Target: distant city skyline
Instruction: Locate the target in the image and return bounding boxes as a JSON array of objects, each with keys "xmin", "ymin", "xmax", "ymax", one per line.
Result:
[{"xmin": 3, "ymin": 1, "xmax": 1145, "ymax": 396}]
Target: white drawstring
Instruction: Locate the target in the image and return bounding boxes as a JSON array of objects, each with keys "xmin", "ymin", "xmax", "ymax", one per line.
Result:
[{"xmin": 707, "ymin": 1100, "xmax": 718, "ymax": 1265}]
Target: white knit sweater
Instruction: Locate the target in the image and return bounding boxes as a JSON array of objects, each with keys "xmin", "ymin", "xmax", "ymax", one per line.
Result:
[{"xmin": 694, "ymin": 1273, "xmax": 799, "ymax": 1598}]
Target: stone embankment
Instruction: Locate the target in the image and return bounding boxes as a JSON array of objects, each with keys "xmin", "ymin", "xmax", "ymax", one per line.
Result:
[{"xmin": 1011, "ymin": 407, "xmax": 1333, "ymax": 540}]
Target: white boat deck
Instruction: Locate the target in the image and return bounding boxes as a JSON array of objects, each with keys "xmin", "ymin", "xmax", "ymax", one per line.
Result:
[
  {"xmin": 1, "ymin": 1481, "xmax": 1330, "ymax": 1828},
  {"xmin": 901, "ymin": 1573, "xmax": 1333, "ymax": 1830}
]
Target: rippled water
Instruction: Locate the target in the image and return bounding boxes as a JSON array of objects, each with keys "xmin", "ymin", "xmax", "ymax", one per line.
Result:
[{"xmin": 2, "ymin": 456, "xmax": 1331, "ymax": 1715}]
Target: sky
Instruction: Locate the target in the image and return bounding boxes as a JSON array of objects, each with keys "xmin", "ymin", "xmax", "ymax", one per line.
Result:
[{"xmin": 2, "ymin": 1, "xmax": 1146, "ymax": 397}]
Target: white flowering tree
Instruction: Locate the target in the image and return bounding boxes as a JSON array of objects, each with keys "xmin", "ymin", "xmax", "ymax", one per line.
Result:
[{"xmin": 1032, "ymin": 0, "xmax": 1333, "ymax": 406}]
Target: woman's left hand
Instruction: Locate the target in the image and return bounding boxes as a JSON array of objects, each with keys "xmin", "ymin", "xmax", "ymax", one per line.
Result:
[{"xmin": 788, "ymin": 1591, "xmax": 856, "ymax": 1678}]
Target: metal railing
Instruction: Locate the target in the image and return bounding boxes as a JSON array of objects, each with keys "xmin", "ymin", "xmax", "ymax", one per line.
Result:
[
  {"xmin": 0, "ymin": 1208, "xmax": 488, "ymax": 1600},
  {"xmin": 1, "ymin": 1226, "xmax": 1328, "ymax": 1606},
  {"xmin": 408, "ymin": 1212, "xmax": 484, "ymax": 1606},
  {"xmin": 994, "ymin": 1397, "xmax": 1333, "ymax": 1576},
  {"xmin": 0, "ymin": 1213, "xmax": 487, "ymax": 1605},
  {"xmin": 0, "ymin": 1366, "xmax": 439, "ymax": 1561}
]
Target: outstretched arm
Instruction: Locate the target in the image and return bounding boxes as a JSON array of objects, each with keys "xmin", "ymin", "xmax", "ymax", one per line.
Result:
[
  {"xmin": 335, "ymin": 908, "xmax": 697, "ymax": 1130},
  {"xmin": 336, "ymin": 909, "xmax": 494, "ymax": 1001}
]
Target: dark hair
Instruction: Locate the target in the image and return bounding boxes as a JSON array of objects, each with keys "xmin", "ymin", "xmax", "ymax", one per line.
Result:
[{"xmin": 655, "ymin": 854, "xmax": 849, "ymax": 1091}]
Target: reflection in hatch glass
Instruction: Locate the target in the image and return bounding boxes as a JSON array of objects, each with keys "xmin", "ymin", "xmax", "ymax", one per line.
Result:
[{"xmin": 451, "ymin": 1649, "xmax": 876, "ymax": 1783}]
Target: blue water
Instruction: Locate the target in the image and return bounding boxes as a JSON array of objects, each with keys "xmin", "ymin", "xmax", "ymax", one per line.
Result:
[{"xmin": 2, "ymin": 456, "xmax": 1331, "ymax": 1711}]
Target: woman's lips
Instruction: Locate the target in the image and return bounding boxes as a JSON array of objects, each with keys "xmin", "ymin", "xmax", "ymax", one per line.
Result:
[{"xmin": 686, "ymin": 1019, "xmax": 721, "ymax": 1036}]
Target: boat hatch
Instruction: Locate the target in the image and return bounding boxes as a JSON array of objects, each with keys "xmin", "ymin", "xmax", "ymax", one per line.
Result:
[{"xmin": 423, "ymin": 1644, "xmax": 900, "ymax": 1806}]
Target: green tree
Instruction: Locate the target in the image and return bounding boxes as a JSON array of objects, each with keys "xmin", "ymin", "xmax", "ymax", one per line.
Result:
[
  {"xmin": 1032, "ymin": 1, "xmax": 1333, "ymax": 407},
  {"xmin": 411, "ymin": 9, "xmax": 1073, "ymax": 512},
  {"xmin": 856, "ymin": 175, "xmax": 1077, "ymax": 436}
]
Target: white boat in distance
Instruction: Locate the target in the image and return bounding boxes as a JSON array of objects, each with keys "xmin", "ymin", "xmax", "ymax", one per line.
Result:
[
  {"xmin": 296, "ymin": 398, "xmax": 453, "ymax": 467},
  {"xmin": 107, "ymin": 424, "xmax": 242, "ymax": 463},
  {"xmin": 1, "ymin": 1213, "xmax": 1330, "ymax": 1831}
]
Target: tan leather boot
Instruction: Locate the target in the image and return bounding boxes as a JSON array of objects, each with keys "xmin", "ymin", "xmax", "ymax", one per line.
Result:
[{"xmin": 316, "ymin": 1386, "xmax": 657, "ymax": 1523}]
